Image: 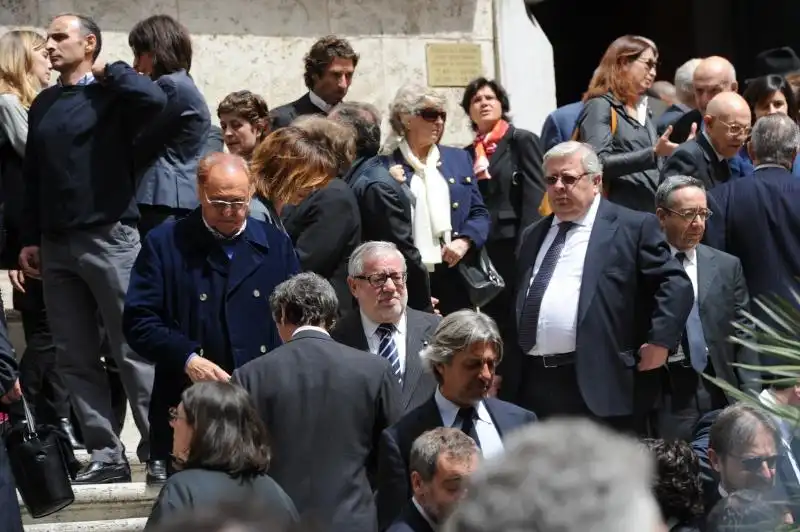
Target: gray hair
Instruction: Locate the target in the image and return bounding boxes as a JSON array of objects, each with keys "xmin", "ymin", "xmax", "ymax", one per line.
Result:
[
  {"xmin": 674, "ymin": 58, "xmax": 702, "ymax": 105},
  {"xmin": 543, "ymin": 141, "xmax": 603, "ymax": 176},
  {"xmin": 444, "ymin": 419, "xmax": 661, "ymax": 532},
  {"xmin": 709, "ymin": 403, "xmax": 779, "ymax": 459},
  {"xmin": 655, "ymin": 175, "xmax": 706, "ymax": 209},
  {"xmin": 409, "ymin": 428, "xmax": 478, "ymax": 483},
  {"xmin": 750, "ymin": 113, "xmax": 800, "ymax": 168},
  {"xmin": 382, "ymin": 83, "xmax": 447, "ymax": 154},
  {"xmin": 330, "ymin": 101, "xmax": 382, "ymax": 157},
  {"xmin": 347, "ymin": 241, "xmax": 405, "ymax": 277},
  {"xmin": 269, "ymin": 272, "xmax": 339, "ymax": 330},
  {"xmin": 420, "ymin": 310, "xmax": 503, "ymax": 384}
]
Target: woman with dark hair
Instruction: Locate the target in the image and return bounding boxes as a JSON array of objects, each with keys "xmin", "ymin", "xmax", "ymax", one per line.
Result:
[
  {"xmin": 643, "ymin": 439, "xmax": 705, "ymax": 532},
  {"xmin": 730, "ymin": 74, "xmax": 800, "ymax": 177},
  {"xmin": 145, "ymin": 382, "xmax": 298, "ymax": 530},
  {"xmin": 217, "ymin": 90, "xmax": 271, "ymax": 161},
  {"xmin": 578, "ymin": 35, "xmax": 682, "ymax": 212},
  {"xmin": 129, "ymin": 14, "xmax": 212, "ymax": 237},
  {"xmin": 461, "ymin": 76, "xmax": 544, "ymax": 333}
]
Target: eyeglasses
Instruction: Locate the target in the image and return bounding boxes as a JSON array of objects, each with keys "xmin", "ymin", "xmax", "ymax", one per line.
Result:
[
  {"xmin": 417, "ymin": 108, "xmax": 447, "ymax": 122},
  {"xmin": 353, "ymin": 271, "xmax": 408, "ymax": 289},
  {"xmin": 736, "ymin": 454, "xmax": 780, "ymax": 473},
  {"xmin": 664, "ymin": 207, "xmax": 714, "ymax": 221},
  {"xmin": 544, "ymin": 172, "xmax": 591, "ymax": 187},
  {"xmin": 168, "ymin": 407, "xmax": 186, "ymax": 423},
  {"xmin": 204, "ymin": 192, "xmax": 249, "ymax": 213},
  {"xmin": 715, "ymin": 119, "xmax": 751, "ymax": 138},
  {"xmin": 636, "ymin": 58, "xmax": 659, "ymax": 71}
]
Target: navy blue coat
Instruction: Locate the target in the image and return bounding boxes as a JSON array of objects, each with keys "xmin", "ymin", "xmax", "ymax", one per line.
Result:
[{"xmin": 540, "ymin": 101, "xmax": 583, "ymax": 152}]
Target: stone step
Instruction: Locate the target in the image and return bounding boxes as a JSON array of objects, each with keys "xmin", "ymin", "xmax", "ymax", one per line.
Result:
[
  {"xmin": 19, "ymin": 483, "xmax": 160, "ymax": 525},
  {"xmin": 73, "ymin": 451, "xmax": 147, "ymax": 483},
  {"xmin": 24, "ymin": 517, "xmax": 147, "ymax": 531}
]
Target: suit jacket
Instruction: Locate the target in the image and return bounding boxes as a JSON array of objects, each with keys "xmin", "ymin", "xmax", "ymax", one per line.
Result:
[
  {"xmin": 386, "ymin": 501, "xmax": 434, "ymax": 532},
  {"xmin": 465, "ymin": 125, "xmax": 545, "ymax": 241},
  {"xmin": 233, "ymin": 330, "xmax": 403, "ymax": 532},
  {"xmin": 539, "ymin": 101, "xmax": 583, "ymax": 152},
  {"xmin": 648, "ymin": 97, "xmax": 671, "ymax": 122},
  {"xmin": 377, "ymin": 395, "xmax": 536, "ymax": 530},
  {"xmin": 204, "ymin": 125, "xmax": 224, "ymax": 155},
  {"xmin": 134, "ymin": 70, "xmax": 211, "ymax": 210},
  {"xmin": 281, "ymin": 179, "xmax": 361, "ymax": 314},
  {"xmin": 694, "ymin": 244, "xmax": 759, "ymax": 400},
  {"xmin": 331, "ymin": 308, "xmax": 440, "ymax": 413},
  {"xmin": 667, "ymin": 109, "xmax": 703, "ymax": 144},
  {"xmin": 656, "ymin": 103, "xmax": 691, "ymax": 136},
  {"xmin": 503, "ymin": 199, "xmax": 694, "ymax": 418},
  {"xmin": 345, "ymin": 156, "xmax": 432, "ymax": 312},
  {"xmin": 660, "ymin": 133, "xmax": 732, "ymax": 190},
  {"xmin": 270, "ymin": 92, "xmax": 327, "ymax": 129}
]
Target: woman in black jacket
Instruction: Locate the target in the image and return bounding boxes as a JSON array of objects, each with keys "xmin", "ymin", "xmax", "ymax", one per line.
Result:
[
  {"xmin": 578, "ymin": 35, "xmax": 682, "ymax": 213},
  {"xmin": 462, "ymin": 77, "xmax": 545, "ymax": 332}
]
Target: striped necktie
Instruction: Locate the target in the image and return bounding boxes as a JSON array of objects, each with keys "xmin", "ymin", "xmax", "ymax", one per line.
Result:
[{"xmin": 377, "ymin": 323, "xmax": 402, "ymax": 383}]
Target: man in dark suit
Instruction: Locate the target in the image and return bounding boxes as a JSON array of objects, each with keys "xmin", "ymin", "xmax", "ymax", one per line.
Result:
[
  {"xmin": 387, "ymin": 428, "xmax": 479, "ymax": 532},
  {"xmin": 377, "ymin": 310, "xmax": 537, "ymax": 530},
  {"xmin": 0, "ymin": 308, "xmax": 23, "ymax": 532},
  {"xmin": 661, "ymin": 92, "xmax": 751, "ymax": 190},
  {"xmin": 539, "ymin": 101, "xmax": 583, "ymax": 152},
  {"xmin": 233, "ymin": 272, "xmax": 402, "ymax": 532},
  {"xmin": 656, "ymin": 58, "xmax": 701, "ymax": 136},
  {"xmin": 332, "ymin": 241, "xmax": 440, "ymax": 413},
  {"xmin": 654, "ymin": 176, "xmax": 759, "ymax": 441},
  {"xmin": 333, "ymin": 102, "xmax": 432, "ymax": 312},
  {"xmin": 270, "ymin": 36, "xmax": 358, "ymax": 129},
  {"xmin": 501, "ymin": 141, "xmax": 693, "ymax": 434}
]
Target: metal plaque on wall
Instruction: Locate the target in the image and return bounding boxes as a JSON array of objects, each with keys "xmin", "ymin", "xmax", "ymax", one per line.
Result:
[{"xmin": 426, "ymin": 43, "xmax": 484, "ymax": 87}]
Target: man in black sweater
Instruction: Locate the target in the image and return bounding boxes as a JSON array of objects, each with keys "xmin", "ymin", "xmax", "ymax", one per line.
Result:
[{"xmin": 19, "ymin": 13, "xmax": 164, "ymax": 484}]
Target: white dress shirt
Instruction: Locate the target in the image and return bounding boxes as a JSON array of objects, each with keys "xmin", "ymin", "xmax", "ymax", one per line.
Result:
[
  {"xmin": 527, "ymin": 194, "xmax": 601, "ymax": 355},
  {"xmin": 360, "ymin": 311, "xmax": 408, "ymax": 376},
  {"xmin": 759, "ymin": 389, "xmax": 800, "ymax": 483},
  {"xmin": 292, "ymin": 325, "xmax": 330, "ymax": 337},
  {"xmin": 670, "ymin": 246, "xmax": 698, "ymax": 299},
  {"xmin": 308, "ymin": 90, "xmax": 333, "ymax": 113},
  {"xmin": 433, "ymin": 388, "xmax": 503, "ymax": 459}
]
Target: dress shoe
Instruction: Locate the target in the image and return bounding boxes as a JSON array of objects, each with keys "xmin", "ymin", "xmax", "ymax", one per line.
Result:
[
  {"xmin": 59, "ymin": 418, "xmax": 85, "ymax": 450},
  {"xmin": 73, "ymin": 461, "xmax": 131, "ymax": 484},
  {"xmin": 146, "ymin": 460, "xmax": 168, "ymax": 485}
]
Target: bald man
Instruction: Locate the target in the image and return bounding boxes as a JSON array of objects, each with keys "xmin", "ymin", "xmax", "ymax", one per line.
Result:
[
  {"xmin": 660, "ymin": 92, "xmax": 751, "ymax": 190},
  {"xmin": 669, "ymin": 56, "xmax": 739, "ymax": 143},
  {"xmin": 123, "ymin": 152, "xmax": 300, "ymax": 482}
]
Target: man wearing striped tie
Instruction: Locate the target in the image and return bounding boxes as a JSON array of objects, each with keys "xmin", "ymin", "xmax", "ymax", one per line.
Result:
[{"xmin": 499, "ymin": 141, "xmax": 694, "ymax": 435}]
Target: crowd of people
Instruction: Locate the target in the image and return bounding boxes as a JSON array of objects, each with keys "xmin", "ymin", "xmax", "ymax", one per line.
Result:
[{"xmin": 0, "ymin": 10, "xmax": 799, "ymax": 532}]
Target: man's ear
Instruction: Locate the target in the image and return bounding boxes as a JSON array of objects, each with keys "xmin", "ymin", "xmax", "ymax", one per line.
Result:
[{"xmin": 708, "ymin": 447, "xmax": 722, "ymax": 473}]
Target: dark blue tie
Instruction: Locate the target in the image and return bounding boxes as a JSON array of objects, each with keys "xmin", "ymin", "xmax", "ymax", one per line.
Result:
[
  {"xmin": 676, "ymin": 252, "xmax": 708, "ymax": 372},
  {"xmin": 377, "ymin": 323, "xmax": 402, "ymax": 383},
  {"xmin": 518, "ymin": 221, "xmax": 574, "ymax": 353}
]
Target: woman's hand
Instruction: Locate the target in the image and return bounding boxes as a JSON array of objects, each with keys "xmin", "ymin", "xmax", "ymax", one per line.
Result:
[
  {"xmin": 654, "ymin": 125, "xmax": 682, "ymax": 157},
  {"xmin": 442, "ymin": 238, "xmax": 471, "ymax": 267}
]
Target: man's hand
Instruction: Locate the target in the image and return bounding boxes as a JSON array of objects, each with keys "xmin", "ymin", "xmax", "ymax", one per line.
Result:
[
  {"xmin": 637, "ymin": 343, "xmax": 669, "ymax": 371},
  {"xmin": 91, "ymin": 61, "xmax": 107, "ymax": 81},
  {"xmin": 186, "ymin": 356, "xmax": 230, "ymax": 383},
  {"xmin": 19, "ymin": 246, "xmax": 41, "ymax": 279},
  {"xmin": 8, "ymin": 270, "xmax": 25, "ymax": 293},
  {"xmin": 1, "ymin": 379, "xmax": 22, "ymax": 404}
]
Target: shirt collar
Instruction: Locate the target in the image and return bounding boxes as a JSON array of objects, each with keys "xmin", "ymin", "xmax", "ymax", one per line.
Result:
[
  {"xmin": 702, "ymin": 131, "xmax": 725, "ymax": 161},
  {"xmin": 552, "ymin": 193, "xmax": 601, "ymax": 228},
  {"xmin": 669, "ymin": 245, "xmax": 697, "ymax": 264},
  {"xmin": 411, "ymin": 497, "xmax": 439, "ymax": 530},
  {"xmin": 360, "ymin": 310, "xmax": 407, "ymax": 339},
  {"xmin": 58, "ymin": 72, "xmax": 96, "ymax": 87},
  {"xmin": 292, "ymin": 325, "xmax": 330, "ymax": 337},
  {"xmin": 434, "ymin": 387, "xmax": 493, "ymax": 427},
  {"xmin": 754, "ymin": 163, "xmax": 790, "ymax": 171},
  {"xmin": 202, "ymin": 215, "xmax": 247, "ymax": 241},
  {"xmin": 308, "ymin": 91, "xmax": 333, "ymax": 113}
]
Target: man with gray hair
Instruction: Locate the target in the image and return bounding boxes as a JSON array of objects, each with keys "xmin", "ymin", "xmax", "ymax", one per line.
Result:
[
  {"xmin": 234, "ymin": 272, "xmax": 401, "ymax": 532},
  {"xmin": 332, "ymin": 241, "xmax": 440, "ymax": 413},
  {"xmin": 657, "ymin": 58, "xmax": 702, "ymax": 136},
  {"xmin": 708, "ymin": 113, "xmax": 800, "ymax": 334},
  {"xmin": 444, "ymin": 419, "xmax": 664, "ymax": 532},
  {"xmin": 387, "ymin": 428, "xmax": 479, "ymax": 532},
  {"xmin": 653, "ymin": 175, "xmax": 758, "ymax": 441},
  {"xmin": 333, "ymin": 103, "xmax": 433, "ymax": 312}
]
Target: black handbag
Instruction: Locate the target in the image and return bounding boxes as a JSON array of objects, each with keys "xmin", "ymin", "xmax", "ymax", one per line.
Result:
[
  {"xmin": 5, "ymin": 395, "xmax": 79, "ymax": 518},
  {"xmin": 457, "ymin": 247, "xmax": 506, "ymax": 308}
]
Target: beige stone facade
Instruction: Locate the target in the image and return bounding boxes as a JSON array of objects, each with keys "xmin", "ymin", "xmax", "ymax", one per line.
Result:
[{"xmin": 1, "ymin": 0, "xmax": 497, "ymax": 145}]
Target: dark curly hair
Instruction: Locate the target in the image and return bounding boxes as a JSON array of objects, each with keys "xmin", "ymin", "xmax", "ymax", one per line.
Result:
[
  {"xmin": 643, "ymin": 439, "xmax": 705, "ymax": 524},
  {"xmin": 460, "ymin": 77, "xmax": 511, "ymax": 131},
  {"xmin": 303, "ymin": 35, "xmax": 359, "ymax": 90},
  {"xmin": 217, "ymin": 90, "xmax": 271, "ymax": 147}
]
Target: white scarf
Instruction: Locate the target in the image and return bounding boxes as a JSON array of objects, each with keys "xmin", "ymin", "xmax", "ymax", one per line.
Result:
[{"xmin": 398, "ymin": 140, "xmax": 452, "ymax": 271}]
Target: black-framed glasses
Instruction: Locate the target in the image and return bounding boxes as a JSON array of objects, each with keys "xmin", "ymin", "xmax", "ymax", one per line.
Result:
[
  {"xmin": 204, "ymin": 191, "xmax": 249, "ymax": 213},
  {"xmin": 544, "ymin": 172, "xmax": 591, "ymax": 187},
  {"xmin": 636, "ymin": 58, "xmax": 659, "ymax": 71},
  {"xmin": 664, "ymin": 207, "xmax": 714, "ymax": 221},
  {"xmin": 736, "ymin": 454, "xmax": 780, "ymax": 473},
  {"xmin": 417, "ymin": 108, "xmax": 447, "ymax": 122},
  {"xmin": 354, "ymin": 271, "xmax": 408, "ymax": 289}
]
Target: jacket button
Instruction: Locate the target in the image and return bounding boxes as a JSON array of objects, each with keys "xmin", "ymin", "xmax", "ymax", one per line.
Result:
[
  {"xmin": 465, "ymin": 176, "xmax": 472, "ymax": 183},
  {"xmin": 452, "ymin": 202, "xmax": 459, "ymax": 209},
  {"xmin": 253, "ymin": 289, "xmax": 261, "ymax": 297},
  {"xmin": 448, "ymin": 178, "xmax": 455, "ymax": 184},
  {"xmin": 453, "ymin": 231, "xmax": 459, "ymax": 236},
  {"xmin": 260, "ymin": 345, "xmax": 267, "ymax": 353},
  {"xmin": 199, "ymin": 293, "xmax": 207, "ymax": 301}
]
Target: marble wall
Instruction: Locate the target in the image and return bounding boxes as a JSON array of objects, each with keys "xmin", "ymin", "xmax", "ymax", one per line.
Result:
[{"xmin": 0, "ymin": 0, "xmax": 496, "ymax": 145}]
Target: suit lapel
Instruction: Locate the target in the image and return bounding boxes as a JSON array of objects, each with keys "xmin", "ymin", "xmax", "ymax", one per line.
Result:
[
  {"xmin": 577, "ymin": 201, "xmax": 619, "ymax": 325},
  {"xmin": 402, "ymin": 311, "xmax": 429, "ymax": 410},
  {"xmin": 341, "ymin": 312, "xmax": 369, "ymax": 351},
  {"xmin": 227, "ymin": 226, "xmax": 270, "ymax": 294},
  {"xmin": 695, "ymin": 244, "xmax": 717, "ymax": 312},
  {"xmin": 515, "ymin": 218, "xmax": 554, "ymax": 326},
  {"xmin": 483, "ymin": 398, "xmax": 521, "ymax": 439}
]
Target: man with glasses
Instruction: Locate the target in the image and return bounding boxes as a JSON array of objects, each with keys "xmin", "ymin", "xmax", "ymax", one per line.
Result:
[
  {"xmin": 333, "ymin": 241, "xmax": 440, "ymax": 413},
  {"xmin": 654, "ymin": 176, "xmax": 759, "ymax": 441},
  {"xmin": 123, "ymin": 152, "xmax": 299, "ymax": 481}
]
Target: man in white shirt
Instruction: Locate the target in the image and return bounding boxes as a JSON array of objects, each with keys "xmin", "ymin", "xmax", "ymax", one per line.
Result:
[{"xmin": 333, "ymin": 241, "xmax": 440, "ymax": 413}]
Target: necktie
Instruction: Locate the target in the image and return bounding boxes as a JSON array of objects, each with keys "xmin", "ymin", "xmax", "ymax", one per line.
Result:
[
  {"xmin": 518, "ymin": 221, "xmax": 574, "ymax": 353},
  {"xmin": 377, "ymin": 323, "xmax": 402, "ymax": 383},
  {"xmin": 456, "ymin": 407, "xmax": 481, "ymax": 449},
  {"xmin": 675, "ymin": 252, "xmax": 708, "ymax": 372}
]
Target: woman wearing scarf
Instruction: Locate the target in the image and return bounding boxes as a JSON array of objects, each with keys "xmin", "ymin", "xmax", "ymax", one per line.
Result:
[
  {"xmin": 462, "ymin": 77, "xmax": 545, "ymax": 333},
  {"xmin": 379, "ymin": 84, "xmax": 490, "ymax": 316}
]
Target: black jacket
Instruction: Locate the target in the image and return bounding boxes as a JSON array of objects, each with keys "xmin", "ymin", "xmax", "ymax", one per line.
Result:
[
  {"xmin": 270, "ymin": 93, "xmax": 327, "ymax": 130},
  {"xmin": 660, "ymin": 133, "xmax": 732, "ymax": 191},
  {"xmin": 578, "ymin": 92, "xmax": 661, "ymax": 213}
]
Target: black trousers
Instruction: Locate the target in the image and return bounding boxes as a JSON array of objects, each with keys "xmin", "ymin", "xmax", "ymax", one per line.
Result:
[
  {"xmin": 480, "ymin": 239, "xmax": 516, "ymax": 334},
  {"xmin": 656, "ymin": 362, "xmax": 728, "ymax": 442}
]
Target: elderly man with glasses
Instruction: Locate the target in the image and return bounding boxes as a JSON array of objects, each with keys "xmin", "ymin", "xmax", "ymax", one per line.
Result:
[{"xmin": 123, "ymin": 152, "xmax": 300, "ymax": 483}]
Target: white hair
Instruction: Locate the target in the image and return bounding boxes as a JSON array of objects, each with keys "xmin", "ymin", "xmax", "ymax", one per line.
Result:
[
  {"xmin": 543, "ymin": 141, "xmax": 603, "ymax": 175},
  {"xmin": 381, "ymin": 83, "xmax": 447, "ymax": 154},
  {"xmin": 674, "ymin": 58, "xmax": 702, "ymax": 104},
  {"xmin": 347, "ymin": 241, "xmax": 405, "ymax": 277}
]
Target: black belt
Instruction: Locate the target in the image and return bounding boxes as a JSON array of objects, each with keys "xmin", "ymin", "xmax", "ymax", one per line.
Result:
[{"xmin": 526, "ymin": 351, "xmax": 576, "ymax": 368}]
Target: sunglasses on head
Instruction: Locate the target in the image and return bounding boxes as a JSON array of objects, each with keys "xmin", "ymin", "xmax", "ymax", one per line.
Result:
[{"xmin": 417, "ymin": 108, "xmax": 447, "ymax": 122}]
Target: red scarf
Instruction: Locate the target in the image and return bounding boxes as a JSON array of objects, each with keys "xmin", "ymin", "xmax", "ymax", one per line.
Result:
[{"xmin": 472, "ymin": 119, "xmax": 510, "ymax": 180}]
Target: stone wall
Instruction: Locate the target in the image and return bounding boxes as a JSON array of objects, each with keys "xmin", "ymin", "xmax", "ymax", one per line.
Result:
[{"xmin": 1, "ymin": 0, "xmax": 496, "ymax": 145}]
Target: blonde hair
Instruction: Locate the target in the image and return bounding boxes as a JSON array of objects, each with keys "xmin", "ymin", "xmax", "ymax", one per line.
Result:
[{"xmin": 0, "ymin": 30, "xmax": 47, "ymax": 108}]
